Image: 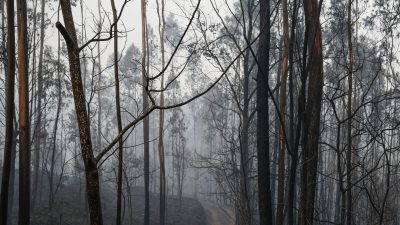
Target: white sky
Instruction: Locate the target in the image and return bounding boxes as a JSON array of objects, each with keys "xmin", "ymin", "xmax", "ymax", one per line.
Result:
[{"xmin": 46, "ymin": 0, "xmax": 208, "ymax": 65}]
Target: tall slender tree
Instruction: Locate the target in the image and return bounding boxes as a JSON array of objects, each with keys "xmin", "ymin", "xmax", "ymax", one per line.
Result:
[
  {"xmin": 97, "ymin": 0, "xmax": 102, "ymax": 150},
  {"xmin": 141, "ymin": 1, "xmax": 150, "ymax": 225},
  {"xmin": 156, "ymin": 0, "xmax": 166, "ymax": 224},
  {"xmin": 0, "ymin": 0, "xmax": 16, "ymax": 224},
  {"xmin": 276, "ymin": 0, "xmax": 290, "ymax": 223},
  {"xmin": 257, "ymin": 0, "xmax": 274, "ymax": 225},
  {"xmin": 298, "ymin": 0, "xmax": 324, "ymax": 224},
  {"xmin": 111, "ymin": 0, "xmax": 123, "ymax": 224},
  {"xmin": 237, "ymin": 2, "xmax": 255, "ymax": 224},
  {"xmin": 286, "ymin": 0, "xmax": 299, "ymax": 224},
  {"xmin": 48, "ymin": 4, "xmax": 63, "ymax": 212},
  {"xmin": 346, "ymin": 0, "xmax": 354, "ymax": 224},
  {"xmin": 57, "ymin": 0, "xmax": 103, "ymax": 224},
  {"xmin": 32, "ymin": 0, "xmax": 46, "ymax": 209},
  {"xmin": 17, "ymin": 0, "xmax": 31, "ymax": 224}
]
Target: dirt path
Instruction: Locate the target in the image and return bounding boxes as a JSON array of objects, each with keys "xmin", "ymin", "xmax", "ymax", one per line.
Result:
[{"xmin": 201, "ymin": 202, "xmax": 234, "ymax": 225}]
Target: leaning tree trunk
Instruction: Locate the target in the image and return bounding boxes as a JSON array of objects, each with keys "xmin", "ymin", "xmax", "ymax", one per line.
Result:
[
  {"xmin": 0, "ymin": 0, "xmax": 15, "ymax": 223},
  {"xmin": 57, "ymin": 0, "xmax": 103, "ymax": 224}
]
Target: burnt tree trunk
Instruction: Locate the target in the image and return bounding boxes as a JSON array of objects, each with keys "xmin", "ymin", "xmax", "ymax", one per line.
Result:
[
  {"xmin": 287, "ymin": 0, "xmax": 299, "ymax": 224},
  {"xmin": 256, "ymin": 1, "xmax": 274, "ymax": 225}
]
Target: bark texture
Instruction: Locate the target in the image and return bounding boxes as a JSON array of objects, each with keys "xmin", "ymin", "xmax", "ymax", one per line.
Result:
[
  {"xmin": 57, "ymin": 0, "xmax": 103, "ymax": 224},
  {"xmin": 17, "ymin": 0, "xmax": 31, "ymax": 224},
  {"xmin": 257, "ymin": 1, "xmax": 274, "ymax": 225}
]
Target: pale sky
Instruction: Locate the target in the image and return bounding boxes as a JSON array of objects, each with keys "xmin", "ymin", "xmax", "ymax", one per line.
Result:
[{"xmin": 47, "ymin": 0, "xmax": 210, "ymax": 66}]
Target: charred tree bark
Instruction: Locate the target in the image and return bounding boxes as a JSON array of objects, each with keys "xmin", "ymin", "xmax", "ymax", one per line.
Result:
[
  {"xmin": 239, "ymin": 48, "xmax": 251, "ymax": 225},
  {"xmin": 57, "ymin": 0, "xmax": 103, "ymax": 224},
  {"xmin": 257, "ymin": 1, "xmax": 274, "ymax": 225},
  {"xmin": 0, "ymin": 0, "xmax": 15, "ymax": 223},
  {"xmin": 287, "ymin": 0, "xmax": 299, "ymax": 224},
  {"xmin": 298, "ymin": 0, "xmax": 323, "ymax": 224}
]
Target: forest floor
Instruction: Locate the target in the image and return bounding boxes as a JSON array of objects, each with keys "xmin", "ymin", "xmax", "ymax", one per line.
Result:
[
  {"xmin": 6, "ymin": 179, "xmax": 208, "ymax": 225},
  {"xmin": 201, "ymin": 201, "xmax": 235, "ymax": 225}
]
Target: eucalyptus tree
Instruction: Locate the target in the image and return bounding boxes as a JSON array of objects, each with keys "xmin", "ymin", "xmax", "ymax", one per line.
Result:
[
  {"xmin": 56, "ymin": 0, "xmax": 248, "ymax": 224},
  {"xmin": 298, "ymin": 0, "xmax": 324, "ymax": 224},
  {"xmin": 32, "ymin": 0, "xmax": 47, "ymax": 209},
  {"xmin": 205, "ymin": 1, "xmax": 261, "ymax": 223},
  {"xmin": 17, "ymin": 0, "xmax": 31, "ymax": 223},
  {"xmin": 109, "ymin": 1, "xmax": 123, "ymax": 225},
  {"xmin": 167, "ymin": 101, "xmax": 188, "ymax": 207},
  {"xmin": 156, "ymin": 0, "xmax": 167, "ymax": 223}
]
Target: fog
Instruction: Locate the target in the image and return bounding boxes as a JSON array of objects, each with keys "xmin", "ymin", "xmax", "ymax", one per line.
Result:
[{"xmin": 1, "ymin": 0, "xmax": 400, "ymax": 225}]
